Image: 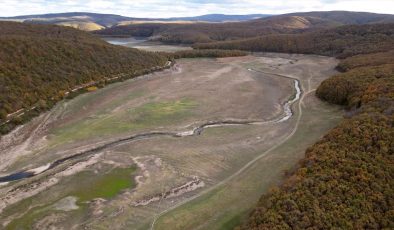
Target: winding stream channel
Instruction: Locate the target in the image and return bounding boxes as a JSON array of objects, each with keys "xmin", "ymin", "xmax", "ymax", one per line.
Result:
[{"xmin": 0, "ymin": 68, "xmax": 302, "ymax": 185}]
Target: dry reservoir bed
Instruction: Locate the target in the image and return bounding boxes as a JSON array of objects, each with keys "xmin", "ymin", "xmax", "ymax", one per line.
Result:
[{"xmin": 0, "ymin": 54, "xmax": 342, "ymax": 229}]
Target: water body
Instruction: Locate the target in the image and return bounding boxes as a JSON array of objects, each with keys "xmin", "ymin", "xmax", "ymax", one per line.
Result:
[
  {"xmin": 102, "ymin": 37, "xmax": 148, "ymax": 46},
  {"xmin": 102, "ymin": 37, "xmax": 193, "ymax": 52},
  {"xmin": 0, "ymin": 171, "xmax": 34, "ymax": 183}
]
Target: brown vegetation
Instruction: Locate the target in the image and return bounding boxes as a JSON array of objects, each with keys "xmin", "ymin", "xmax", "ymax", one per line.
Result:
[
  {"xmin": 236, "ymin": 23, "xmax": 394, "ymax": 229},
  {"xmin": 195, "ymin": 24, "xmax": 394, "ymax": 58}
]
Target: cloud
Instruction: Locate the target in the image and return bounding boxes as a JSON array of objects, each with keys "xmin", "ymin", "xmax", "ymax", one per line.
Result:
[{"xmin": 0, "ymin": 0, "xmax": 392, "ymax": 17}]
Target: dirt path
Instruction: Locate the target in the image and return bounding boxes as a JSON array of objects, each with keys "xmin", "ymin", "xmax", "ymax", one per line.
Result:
[{"xmin": 150, "ymin": 69, "xmax": 304, "ymax": 230}]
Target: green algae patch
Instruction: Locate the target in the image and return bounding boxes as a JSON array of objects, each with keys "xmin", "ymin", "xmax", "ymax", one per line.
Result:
[{"xmin": 71, "ymin": 167, "xmax": 136, "ymax": 202}]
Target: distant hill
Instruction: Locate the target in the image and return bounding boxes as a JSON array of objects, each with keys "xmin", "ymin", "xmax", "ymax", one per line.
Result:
[
  {"xmin": 0, "ymin": 12, "xmax": 142, "ymax": 31},
  {"xmin": 0, "ymin": 21, "xmax": 167, "ymax": 133},
  {"xmin": 2, "ymin": 12, "xmax": 135, "ymax": 26},
  {"xmin": 283, "ymin": 11, "xmax": 394, "ymax": 24},
  {"xmin": 169, "ymin": 14, "xmax": 270, "ymax": 22},
  {"xmin": 0, "ymin": 12, "xmax": 271, "ymax": 31},
  {"xmin": 96, "ymin": 11, "xmax": 394, "ymax": 44},
  {"xmin": 96, "ymin": 15, "xmax": 341, "ymax": 44}
]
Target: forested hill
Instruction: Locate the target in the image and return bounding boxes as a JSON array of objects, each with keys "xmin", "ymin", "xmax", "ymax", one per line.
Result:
[
  {"xmin": 0, "ymin": 21, "xmax": 167, "ymax": 134},
  {"xmin": 283, "ymin": 11, "xmax": 394, "ymax": 24},
  {"xmin": 195, "ymin": 23, "xmax": 394, "ymax": 58},
  {"xmin": 0, "ymin": 13, "xmax": 271, "ymax": 31},
  {"xmin": 95, "ymin": 11, "xmax": 394, "ymax": 44},
  {"xmin": 94, "ymin": 15, "xmax": 336, "ymax": 44},
  {"xmin": 231, "ymin": 24, "xmax": 394, "ymax": 229}
]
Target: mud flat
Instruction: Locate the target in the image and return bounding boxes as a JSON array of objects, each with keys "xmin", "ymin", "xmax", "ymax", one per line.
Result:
[{"xmin": 0, "ymin": 54, "xmax": 342, "ymax": 229}]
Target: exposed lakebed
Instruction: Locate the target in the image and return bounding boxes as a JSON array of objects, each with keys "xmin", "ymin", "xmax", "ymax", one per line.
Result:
[{"xmin": 0, "ymin": 53, "xmax": 341, "ymax": 229}]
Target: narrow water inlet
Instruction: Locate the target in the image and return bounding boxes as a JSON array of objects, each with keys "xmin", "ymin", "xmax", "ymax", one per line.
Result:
[
  {"xmin": 277, "ymin": 80, "xmax": 301, "ymax": 122},
  {"xmin": 0, "ymin": 171, "xmax": 34, "ymax": 182}
]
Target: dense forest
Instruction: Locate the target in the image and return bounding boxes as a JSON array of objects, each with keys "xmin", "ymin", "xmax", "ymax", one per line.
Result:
[
  {"xmin": 195, "ymin": 24, "xmax": 394, "ymax": 58},
  {"xmin": 0, "ymin": 21, "xmax": 168, "ymax": 134},
  {"xmin": 235, "ymin": 24, "xmax": 394, "ymax": 229}
]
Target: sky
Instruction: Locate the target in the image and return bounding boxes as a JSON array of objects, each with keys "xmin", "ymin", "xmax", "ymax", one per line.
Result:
[{"xmin": 0, "ymin": 0, "xmax": 393, "ymax": 18}]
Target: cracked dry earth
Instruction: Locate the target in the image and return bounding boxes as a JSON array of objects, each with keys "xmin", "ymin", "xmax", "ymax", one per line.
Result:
[{"xmin": 0, "ymin": 53, "xmax": 342, "ymax": 229}]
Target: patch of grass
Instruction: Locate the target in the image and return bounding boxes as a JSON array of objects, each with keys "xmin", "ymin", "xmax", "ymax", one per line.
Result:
[
  {"xmin": 50, "ymin": 98, "xmax": 197, "ymax": 145},
  {"xmin": 4, "ymin": 167, "xmax": 136, "ymax": 229},
  {"xmin": 63, "ymin": 88, "xmax": 144, "ymax": 118},
  {"xmin": 50, "ymin": 114, "xmax": 138, "ymax": 145},
  {"xmin": 218, "ymin": 210, "xmax": 249, "ymax": 230},
  {"xmin": 70, "ymin": 167, "xmax": 136, "ymax": 202},
  {"xmin": 4, "ymin": 202, "xmax": 88, "ymax": 230},
  {"xmin": 1, "ymin": 196, "xmax": 35, "ymax": 221},
  {"xmin": 5, "ymin": 204, "xmax": 50, "ymax": 230},
  {"xmin": 131, "ymin": 98, "xmax": 197, "ymax": 125}
]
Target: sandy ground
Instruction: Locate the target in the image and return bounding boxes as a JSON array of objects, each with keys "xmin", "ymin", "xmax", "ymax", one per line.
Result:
[{"xmin": 0, "ymin": 53, "xmax": 341, "ymax": 229}]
